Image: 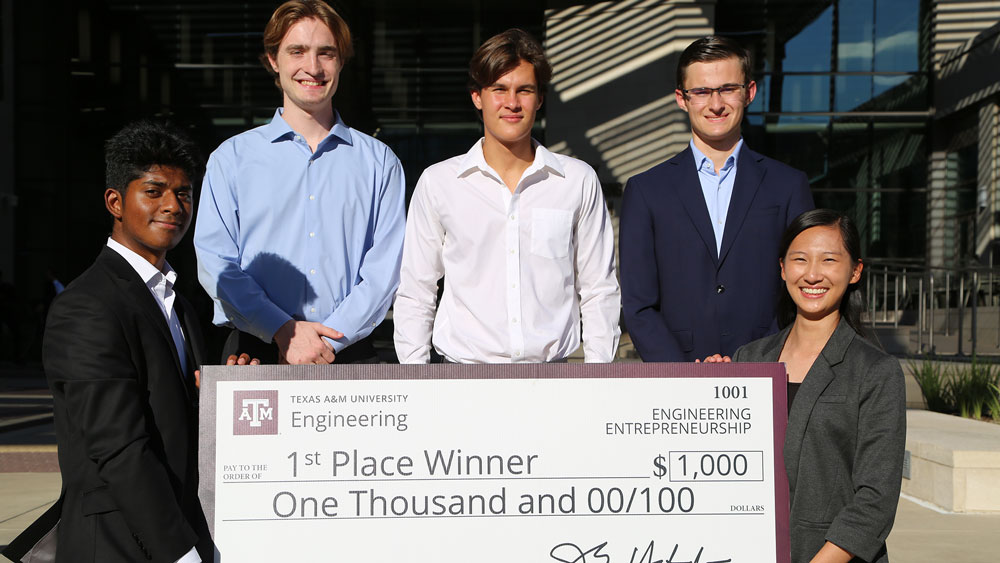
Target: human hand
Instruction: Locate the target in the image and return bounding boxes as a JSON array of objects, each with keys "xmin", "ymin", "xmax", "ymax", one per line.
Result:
[
  {"xmin": 194, "ymin": 353, "xmax": 260, "ymax": 388},
  {"xmin": 226, "ymin": 352, "xmax": 260, "ymax": 366},
  {"xmin": 273, "ymin": 320, "xmax": 344, "ymax": 365},
  {"xmin": 695, "ymin": 354, "xmax": 732, "ymax": 363}
]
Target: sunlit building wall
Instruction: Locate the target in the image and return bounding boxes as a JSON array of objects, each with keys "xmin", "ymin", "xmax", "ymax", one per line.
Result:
[
  {"xmin": 542, "ymin": 0, "xmax": 1000, "ymax": 274},
  {"xmin": 930, "ymin": 18, "xmax": 1000, "ymax": 269},
  {"xmin": 544, "ymin": 0, "xmax": 715, "ymax": 186},
  {"xmin": 931, "ymin": 0, "xmax": 1000, "ymax": 68},
  {"xmin": 1, "ymin": 0, "xmax": 998, "ymax": 345}
]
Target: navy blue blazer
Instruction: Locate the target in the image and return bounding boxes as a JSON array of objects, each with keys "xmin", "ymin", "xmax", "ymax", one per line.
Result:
[{"xmin": 620, "ymin": 144, "xmax": 813, "ymax": 361}]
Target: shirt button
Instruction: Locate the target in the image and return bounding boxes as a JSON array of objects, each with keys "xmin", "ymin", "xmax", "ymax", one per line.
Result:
[
  {"xmin": 716, "ymin": 284, "xmax": 725, "ymax": 294},
  {"xmin": 309, "ymin": 195, "xmax": 315, "ymax": 201},
  {"xmin": 514, "ymin": 351, "xmax": 521, "ymax": 357},
  {"xmin": 311, "ymin": 307, "xmax": 316, "ymax": 313},
  {"xmin": 509, "ymin": 215, "xmax": 515, "ymax": 221},
  {"xmin": 512, "ymin": 318, "xmax": 518, "ymax": 324},
  {"xmin": 511, "ymin": 283, "xmax": 516, "ymax": 288},
  {"xmin": 310, "ymin": 269, "xmax": 316, "ymax": 275},
  {"xmin": 309, "ymin": 232, "xmax": 315, "ymax": 237},
  {"xmin": 509, "ymin": 249, "xmax": 515, "ymax": 255}
]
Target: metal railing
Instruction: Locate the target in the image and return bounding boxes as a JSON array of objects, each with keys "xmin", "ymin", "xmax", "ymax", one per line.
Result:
[{"xmin": 863, "ymin": 259, "xmax": 1000, "ymax": 356}]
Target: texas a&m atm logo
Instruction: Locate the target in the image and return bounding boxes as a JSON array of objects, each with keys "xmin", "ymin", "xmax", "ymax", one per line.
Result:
[{"xmin": 233, "ymin": 390, "xmax": 278, "ymax": 435}]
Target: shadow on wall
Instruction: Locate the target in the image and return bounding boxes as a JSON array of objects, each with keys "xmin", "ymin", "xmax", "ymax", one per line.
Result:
[{"xmin": 545, "ymin": 0, "xmax": 714, "ymax": 184}]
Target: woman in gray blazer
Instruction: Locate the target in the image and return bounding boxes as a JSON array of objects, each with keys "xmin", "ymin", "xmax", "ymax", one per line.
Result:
[{"xmin": 706, "ymin": 209, "xmax": 905, "ymax": 562}]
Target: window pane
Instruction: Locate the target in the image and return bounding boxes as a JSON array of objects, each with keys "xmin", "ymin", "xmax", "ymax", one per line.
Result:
[
  {"xmin": 758, "ymin": 116, "xmax": 831, "ymax": 179},
  {"xmin": 874, "ymin": 0, "xmax": 921, "ymax": 72},
  {"xmin": 782, "ymin": 5, "xmax": 833, "ymax": 72},
  {"xmin": 835, "ymin": 74, "xmax": 873, "ymax": 111},
  {"xmin": 819, "ymin": 120, "xmax": 928, "ymax": 258},
  {"xmin": 837, "ymin": 0, "xmax": 875, "ymax": 72},
  {"xmin": 781, "ymin": 74, "xmax": 831, "ymax": 112},
  {"xmin": 748, "ymin": 75, "xmax": 768, "ymax": 113}
]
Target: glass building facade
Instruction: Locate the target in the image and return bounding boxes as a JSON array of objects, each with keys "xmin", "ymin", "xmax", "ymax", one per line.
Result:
[
  {"xmin": 728, "ymin": 0, "xmax": 931, "ymax": 262},
  {"xmin": 1, "ymin": 0, "xmax": 999, "ymax": 359}
]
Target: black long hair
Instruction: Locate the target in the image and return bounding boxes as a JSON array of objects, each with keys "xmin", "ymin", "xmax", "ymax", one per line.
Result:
[{"xmin": 777, "ymin": 209, "xmax": 868, "ymax": 337}]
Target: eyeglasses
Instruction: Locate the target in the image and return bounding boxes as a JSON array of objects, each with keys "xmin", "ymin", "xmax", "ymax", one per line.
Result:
[{"xmin": 681, "ymin": 83, "xmax": 747, "ymax": 102}]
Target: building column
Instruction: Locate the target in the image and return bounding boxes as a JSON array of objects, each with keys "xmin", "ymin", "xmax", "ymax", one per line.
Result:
[
  {"xmin": 927, "ymin": 149, "xmax": 952, "ymax": 270},
  {"xmin": 976, "ymin": 101, "xmax": 999, "ymax": 257}
]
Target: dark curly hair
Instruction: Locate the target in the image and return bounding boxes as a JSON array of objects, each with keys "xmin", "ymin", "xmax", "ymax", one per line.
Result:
[{"xmin": 105, "ymin": 120, "xmax": 203, "ymax": 193}]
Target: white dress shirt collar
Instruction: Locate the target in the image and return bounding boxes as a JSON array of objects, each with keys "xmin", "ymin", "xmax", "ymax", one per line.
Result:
[
  {"xmin": 106, "ymin": 237, "xmax": 178, "ymax": 286},
  {"xmin": 106, "ymin": 237, "xmax": 188, "ymax": 373},
  {"xmin": 457, "ymin": 138, "xmax": 567, "ymax": 184}
]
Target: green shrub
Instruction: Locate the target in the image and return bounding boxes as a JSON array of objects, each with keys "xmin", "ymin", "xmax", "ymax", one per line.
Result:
[
  {"xmin": 909, "ymin": 357, "xmax": 953, "ymax": 413},
  {"xmin": 987, "ymin": 383, "xmax": 1000, "ymax": 422},
  {"xmin": 947, "ymin": 357, "xmax": 1000, "ymax": 420},
  {"xmin": 909, "ymin": 357, "xmax": 1000, "ymax": 420}
]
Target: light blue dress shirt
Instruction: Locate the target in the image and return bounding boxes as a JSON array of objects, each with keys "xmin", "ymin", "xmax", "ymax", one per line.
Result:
[
  {"xmin": 690, "ymin": 138, "xmax": 743, "ymax": 254},
  {"xmin": 194, "ymin": 109, "xmax": 405, "ymax": 352}
]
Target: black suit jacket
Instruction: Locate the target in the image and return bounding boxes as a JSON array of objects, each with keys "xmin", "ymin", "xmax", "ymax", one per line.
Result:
[
  {"xmin": 620, "ymin": 144, "xmax": 814, "ymax": 361},
  {"xmin": 3, "ymin": 247, "xmax": 210, "ymax": 563},
  {"xmin": 735, "ymin": 319, "xmax": 906, "ymax": 563}
]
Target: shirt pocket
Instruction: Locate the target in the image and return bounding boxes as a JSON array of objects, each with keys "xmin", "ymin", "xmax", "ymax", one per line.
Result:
[{"xmin": 530, "ymin": 208, "xmax": 573, "ymax": 259}]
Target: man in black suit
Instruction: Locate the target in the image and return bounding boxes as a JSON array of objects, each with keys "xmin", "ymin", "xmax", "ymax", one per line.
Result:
[{"xmin": 4, "ymin": 121, "xmax": 231, "ymax": 563}]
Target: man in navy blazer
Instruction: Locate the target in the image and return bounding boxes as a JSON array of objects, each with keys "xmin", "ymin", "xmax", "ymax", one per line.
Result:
[{"xmin": 620, "ymin": 36, "xmax": 813, "ymax": 362}]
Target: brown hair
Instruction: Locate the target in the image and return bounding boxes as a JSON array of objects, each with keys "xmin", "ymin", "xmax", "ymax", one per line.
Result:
[
  {"xmin": 676, "ymin": 35, "xmax": 752, "ymax": 91},
  {"xmin": 260, "ymin": 0, "xmax": 353, "ymax": 88},
  {"xmin": 468, "ymin": 28, "xmax": 552, "ymax": 95}
]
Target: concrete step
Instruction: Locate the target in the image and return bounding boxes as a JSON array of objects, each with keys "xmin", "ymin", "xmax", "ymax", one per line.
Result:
[{"xmin": 902, "ymin": 410, "xmax": 1000, "ymax": 513}]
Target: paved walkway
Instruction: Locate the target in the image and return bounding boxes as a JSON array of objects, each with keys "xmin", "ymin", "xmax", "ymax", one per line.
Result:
[
  {"xmin": 0, "ymin": 472, "xmax": 59, "ymax": 552},
  {"xmin": 888, "ymin": 495, "xmax": 1000, "ymax": 562}
]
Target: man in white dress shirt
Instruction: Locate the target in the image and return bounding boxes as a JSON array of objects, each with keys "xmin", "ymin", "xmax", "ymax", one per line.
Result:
[{"xmin": 393, "ymin": 29, "xmax": 621, "ymax": 364}]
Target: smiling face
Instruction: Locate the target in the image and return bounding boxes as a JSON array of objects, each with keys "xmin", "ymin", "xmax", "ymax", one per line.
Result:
[
  {"xmin": 471, "ymin": 59, "xmax": 542, "ymax": 150},
  {"xmin": 106, "ymin": 165, "xmax": 193, "ymax": 270},
  {"xmin": 267, "ymin": 17, "xmax": 343, "ymax": 115},
  {"xmin": 676, "ymin": 56, "xmax": 756, "ymax": 150},
  {"xmin": 780, "ymin": 225, "xmax": 863, "ymax": 322}
]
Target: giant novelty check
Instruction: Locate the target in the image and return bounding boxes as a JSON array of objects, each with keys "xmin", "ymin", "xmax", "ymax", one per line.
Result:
[{"xmin": 199, "ymin": 363, "xmax": 790, "ymax": 562}]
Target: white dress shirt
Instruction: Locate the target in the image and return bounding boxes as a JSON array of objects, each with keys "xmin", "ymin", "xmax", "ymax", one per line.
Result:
[
  {"xmin": 106, "ymin": 238, "xmax": 200, "ymax": 563},
  {"xmin": 107, "ymin": 238, "xmax": 188, "ymax": 371},
  {"xmin": 394, "ymin": 139, "xmax": 621, "ymax": 363}
]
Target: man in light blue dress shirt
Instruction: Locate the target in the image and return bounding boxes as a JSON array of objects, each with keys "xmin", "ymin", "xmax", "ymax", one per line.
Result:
[{"xmin": 194, "ymin": 0, "xmax": 405, "ymax": 364}]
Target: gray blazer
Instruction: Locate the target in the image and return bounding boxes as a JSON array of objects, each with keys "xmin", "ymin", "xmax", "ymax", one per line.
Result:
[{"xmin": 734, "ymin": 318, "xmax": 905, "ymax": 563}]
